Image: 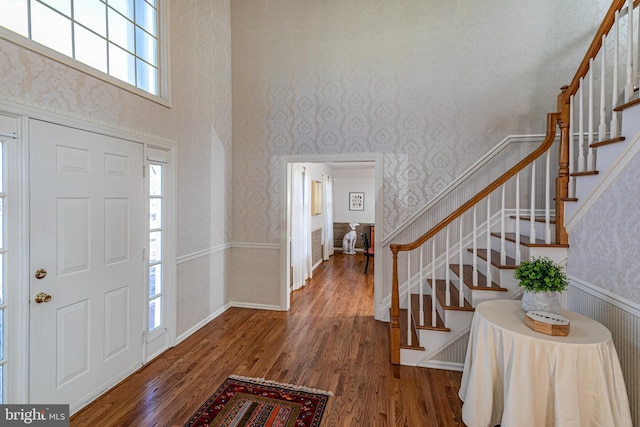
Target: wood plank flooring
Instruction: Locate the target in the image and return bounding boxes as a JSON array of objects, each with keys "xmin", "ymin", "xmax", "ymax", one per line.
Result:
[{"xmin": 71, "ymin": 253, "xmax": 465, "ymax": 427}]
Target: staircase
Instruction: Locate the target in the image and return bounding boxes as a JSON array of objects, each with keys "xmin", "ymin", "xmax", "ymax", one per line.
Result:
[{"xmin": 388, "ymin": 0, "xmax": 640, "ymax": 371}]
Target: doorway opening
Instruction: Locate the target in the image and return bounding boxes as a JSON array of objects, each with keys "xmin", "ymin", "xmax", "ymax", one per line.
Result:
[{"xmin": 281, "ymin": 154, "xmax": 383, "ymax": 319}]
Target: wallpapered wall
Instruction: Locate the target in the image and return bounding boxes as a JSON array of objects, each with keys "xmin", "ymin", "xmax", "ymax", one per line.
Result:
[
  {"xmin": 0, "ymin": 0, "xmax": 233, "ymax": 336},
  {"xmin": 568, "ymin": 151, "xmax": 640, "ymax": 305},
  {"xmin": 231, "ymin": 0, "xmax": 610, "ymax": 245}
]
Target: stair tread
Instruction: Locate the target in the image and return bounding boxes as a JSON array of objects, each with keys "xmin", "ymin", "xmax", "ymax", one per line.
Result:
[
  {"xmin": 470, "ymin": 248, "xmax": 517, "ymax": 269},
  {"xmin": 399, "ymin": 308, "xmax": 424, "ymax": 350},
  {"xmin": 410, "ymin": 294, "xmax": 450, "ymax": 331},
  {"xmin": 493, "ymin": 232, "xmax": 569, "ymax": 248},
  {"xmin": 590, "ymin": 136, "xmax": 625, "ymax": 148},
  {"xmin": 509, "ymin": 215, "xmax": 556, "ymax": 224},
  {"xmin": 450, "ymin": 264, "xmax": 508, "ymax": 291},
  {"xmin": 428, "ymin": 279, "xmax": 474, "ymax": 311},
  {"xmin": 613, "ymin": 97, "xmax": 640, "ymax": 111},
  {"xmin": 571, "ymin": 170, "xmax": 599, "ymax": 177}
]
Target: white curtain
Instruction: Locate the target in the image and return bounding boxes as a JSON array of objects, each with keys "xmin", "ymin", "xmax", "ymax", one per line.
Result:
[
  {"xmin": 291, "ymin": 164, "xmax": 312, "ymax": 291},
  {"xmin": 322, "ymin": 174, "xmax": 334, "ymax": 260}
]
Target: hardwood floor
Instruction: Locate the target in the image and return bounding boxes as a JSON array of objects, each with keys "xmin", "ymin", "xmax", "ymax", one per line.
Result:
[{"xmin": 71, "ymin": 253, "xmax": 465, "ymax": 427}]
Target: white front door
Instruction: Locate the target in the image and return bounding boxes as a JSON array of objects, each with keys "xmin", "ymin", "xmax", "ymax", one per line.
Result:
[{"xmin": 29, "ymin": 120, "xmax": 145, "ymax": 412}]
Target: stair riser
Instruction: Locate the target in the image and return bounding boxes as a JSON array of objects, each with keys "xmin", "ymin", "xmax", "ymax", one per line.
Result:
[
  {"xmin": 504, "ymin": 218, "xmax": 556, "ymax": 239},
  {"xmin": 471, "ymin": 256, "xmax": 517, "ymax": 286},
  {"xmin": 620, "ymin": 102, "xmax": 640, "ymax": 142},
  {"xmin": 487, "ymin": 237, "xmax": 532, "ymax": 260},
  {"xmin": 409, "ymin": 314, "xmax": 473, "ymax": 362},
  {"xmin": 526, "ymin": 247, "xmax": 568, "ymax": 264},
  {"xmin": 438, "ymin": 309, "xmax": 470, "ymax": 331},
  {"xmin": 401, "ymin": 327, "xmax": 468, "ymax": 366},
  {"xmin": 590, "ymin": 140, "xmax": 629, "ymax": 177},
  {"xmin": 573, "ymin": 174, "xmax": 601, "ymax": 208},
  {"xmin": 447, "ymin": 269, "xmax": 517, "ymax": 306},
  {"xmin": 402, "ymin": 311, "xmax": 476, "ymax": 363},
  {"xmin": 467, "ymin": 288, "xmax": 509, "ymax": 306}
]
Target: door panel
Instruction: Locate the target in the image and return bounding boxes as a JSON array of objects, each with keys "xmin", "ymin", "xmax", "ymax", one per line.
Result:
[{"xmin": 29, "ymin": 120, "xmax": 144, "ymax": 411}]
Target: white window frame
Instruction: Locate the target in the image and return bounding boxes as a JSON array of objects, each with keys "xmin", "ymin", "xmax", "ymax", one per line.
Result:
[
  {"xmin": 0, "ymin": 0, "xmax": 171, "ymax": 106},
  {"xmin": 0, "ymin": 134, "xmax": 8, "ymax": 404},
  {"xmin": 0, "ymin": 114, "xmax": 28, "ymax": 405},
  {"xmin": 144, "ymin": 145, "xmax": 173, "ymax": 362}
]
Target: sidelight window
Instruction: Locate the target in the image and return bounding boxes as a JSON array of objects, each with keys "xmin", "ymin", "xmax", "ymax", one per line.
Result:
[{"xmin": 147, "ymin": 161, "xmax": 164, "ymax": 333}]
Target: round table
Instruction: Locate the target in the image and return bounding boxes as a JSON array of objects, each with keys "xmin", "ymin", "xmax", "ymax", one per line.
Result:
[{"xmin": 459, "ymin": 299, "xmax": 632, "ymax": 427}]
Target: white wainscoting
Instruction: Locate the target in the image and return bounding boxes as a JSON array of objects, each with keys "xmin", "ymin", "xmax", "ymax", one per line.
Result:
[{"xmin": 567, "ymin": 276, "xmax": 640, "ymax": 427}]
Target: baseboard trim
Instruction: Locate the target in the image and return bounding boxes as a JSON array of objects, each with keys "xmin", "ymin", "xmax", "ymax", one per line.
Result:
[
  {"xmin": 175, "ymin": 299, "xmax": 284, "ymax": 347},
  {"xmin": 417, "ymin": 360, "xmax": 464, "ymax": 372},
  {"xmin": 229, "ymin": 302, "xmax": 283, "ymax": 311},
  {"xmin": 175, "ymin": 303, "xmax": 232, "ymax": 344}
]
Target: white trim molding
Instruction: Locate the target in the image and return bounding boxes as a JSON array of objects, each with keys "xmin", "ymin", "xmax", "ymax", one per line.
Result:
[
  {"xmin": 568, "ymin": 275, "xmax": 640, "ymax": 316},
  {"xmin": 176, "ymin": 243, "xmax": 232, "ymax": 264},
  {"xmin": 175, "ymin": 303, "xmax": 232, "ymax": 345},
  {"xmin": 229, "ymin": 302, "xmax": 283, "ymax": 311}
]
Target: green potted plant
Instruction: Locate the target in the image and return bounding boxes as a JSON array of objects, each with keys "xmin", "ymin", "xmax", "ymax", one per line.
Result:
[{"xmin": 514, "ymin": 256, "xmax": 568, "ymax": 313}]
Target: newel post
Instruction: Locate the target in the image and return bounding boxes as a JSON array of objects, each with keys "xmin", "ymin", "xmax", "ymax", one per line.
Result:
[
  {"xmin": 556, "ymin": 86, "xmax": 570, "ymax": 245},
  {"xmin": 390, "ymin": 246, "xmax": 401, "ymax": 377}
]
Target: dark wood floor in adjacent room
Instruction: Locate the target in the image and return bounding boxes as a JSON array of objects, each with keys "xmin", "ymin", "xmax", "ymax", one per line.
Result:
[{"xmin": 71, "ymin": 252, "xmax": 465, "ymax": 427}]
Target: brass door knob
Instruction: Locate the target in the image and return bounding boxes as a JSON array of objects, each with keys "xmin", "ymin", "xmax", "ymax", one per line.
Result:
[
  {"xmin": 35, "ymin": 269, "xmax": 47, "ymax": 279},
  {"xmin": 34, "ymin": 292, "xmax": 52, "ymax": 303}
]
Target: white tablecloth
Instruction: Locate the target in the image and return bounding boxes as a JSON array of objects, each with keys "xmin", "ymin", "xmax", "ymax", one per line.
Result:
[{"xmin": 459, "ymin": 300, "xmax": 632, "ymax": 427}]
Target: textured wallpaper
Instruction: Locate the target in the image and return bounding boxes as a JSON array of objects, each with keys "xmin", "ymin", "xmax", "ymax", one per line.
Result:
[
  {"xmin": 0, "ymin": 1, "xmax": 232, "ymax": 257},
  {"xmin": 0, "ymin": 1, "xmax": 233, "ymax": 333},
  {"xmin": 567, "ymin": 151, "xmax": 640, "ymax": 305},
  {"xmin": 231, "ymin": 0, "xmax": 611, "ymax": 243}
]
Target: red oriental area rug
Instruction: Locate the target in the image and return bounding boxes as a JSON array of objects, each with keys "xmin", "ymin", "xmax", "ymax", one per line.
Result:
[{"xmin": 184, "ymin": 375, "xmax": 332, "ymax": 427}]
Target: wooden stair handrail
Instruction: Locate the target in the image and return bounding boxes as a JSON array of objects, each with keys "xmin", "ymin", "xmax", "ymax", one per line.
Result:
[
  {"xmin": 389, "ymin": 100, "xmax": 562, "ymax": 370},
  {"xmin": 564, "ymin": 0, "xmax": 632, "ymax": 102},
  {"xmin": 390, "ymin": 110, "xmax": 560, "ymax": 255},
  {"xmin": 389, "ymin": 1, "xmax": 633, "ymax": 370}
]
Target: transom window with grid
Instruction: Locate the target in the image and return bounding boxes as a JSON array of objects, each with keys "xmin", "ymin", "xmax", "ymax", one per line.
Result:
[{"xmin": 0, "ymin": 0, "xmax": 164, "ymax": 99}]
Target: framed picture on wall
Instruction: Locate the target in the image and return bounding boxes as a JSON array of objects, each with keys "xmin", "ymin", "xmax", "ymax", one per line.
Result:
[
  {"xmin": 349, "ymin": 192, "xmax": 364, "ymax": 211},
  {"xmin": 311, "ymin": 180, "xmax": 322, "ymax": 215}
]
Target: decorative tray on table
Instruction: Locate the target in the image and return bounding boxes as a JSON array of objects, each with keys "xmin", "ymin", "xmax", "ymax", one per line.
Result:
[{"xmin": 525, "ymin": 310, "xmax": 570, "ymax": 336}]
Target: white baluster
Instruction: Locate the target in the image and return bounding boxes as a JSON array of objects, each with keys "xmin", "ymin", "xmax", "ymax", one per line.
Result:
[
  {"xmin": 500, "ymin": 184, "xmax": 506, "ymax": 265},
  {"xmin": 569, "ymin": 95, "xmax": 575, "ymax": 198},
  {"xmin": 578, "ymin": 79, "xmax": 586, "ymax": 172},
  {"xmin": 626, "ymin": 0, "xmax": 634, "ymax": 102},
  {"xmin": 407, "ymin": 254, "xmax": 411, "ymax": 345},
  {"xmin": 419, "ymin": 246, "xmax": 424, "ymax": 328},
  {"xmin": 530, "ymin": 160, "xmax": 536, "ymax": 244},
  {"xmin": 445, "ymin": 226, "xmax": 451, "ymax": 307},
  {"xmin": 588, "ymin": 62, "xmax": 595, "ymax": 171},
  {"xmin": 486, "ymin": 196, "xmax": 492, "ymax": 287},
  {"xmin": 515, "ymin": 173, "xmax": 522, "ymax": 265},
  {"xmin": 431, "ymin": 239, "xmax": 436, "ymax": 328},
  {"xmin": 611, "ymin": 11, "xmax": 620, "ymax": 138},
  {"xmin": 545, "ymin": 150, "xmax": 552, "ymax": 244},
  {"xmin": 599, "ymin": 34, "xmax": 607, "ymax": 143},
  {"xmin": 637, "ymin": 4, "xmax": 640, "ymax": 91},
  {"xmin": 473, "ymin": 206, "xmax": 478, "ymax": 287},
  {"xmin": 459, "ymin": 218, "xmax": 464, "ymax": 307}
]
